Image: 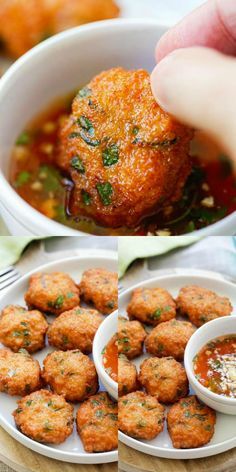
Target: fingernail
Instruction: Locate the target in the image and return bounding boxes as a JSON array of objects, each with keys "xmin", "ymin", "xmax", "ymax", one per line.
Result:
[{"xmin": 151, "ymin": 52, "xmax": 177, "ymax": 111}]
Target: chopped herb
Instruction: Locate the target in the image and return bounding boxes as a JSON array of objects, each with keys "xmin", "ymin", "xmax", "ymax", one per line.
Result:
[
  {"xmin": 16, "ymin": 132, "xmax": 30, "ymax": 146},
  {"xmin": 78, "ymin": 116, "xmax": 94, "ymax": 136},
  {"xmin": 102, "ymin": 144, "xmax": 119, "ymax": 167},
  {"xmin": 205, "ymin": 424, "xmax": 212, "ymax": 431},
  {"xmin": 66, "ymin": 292, "xmax": 74, "ymax": 299},
  {"xmin": 62, "ymin": 335, "xmax": 69, "ymax": 345},
  {"xmin": 150, "ymin": 308, "xmax": 162, "ymax": 320},
  {"xmin": 38, "ymin": 165, "xmax": 61, "ymax": 192},
  {"xmin": 137, "ymin": 420, "xmax": 146, "ymax": 427},
  {"xmin": 12, "ymin": 331, "xmax": 22, "ymax": 337},
  {"xmin": 18, "ymin": 348, "xmax": 29, "ymax": 355},
  {"xmin": 96, "ymin": 182, "xmax": 113, "ymax": 206},
  {"xmin": 95, "ymin": 410, "xmax": 104, "ymax": 418},
  {"xmin": 80, "ymin": 130, "xmax": 100, "ymax": 147},
  {"xmin": 78, "ymin": 87, "xmax": 92, "ymax": 98},
  {"xmin": 44, "ymin": 420, "xmax": 53, "ymax": 431},
  {"xmin": 23, "ymin": 330, "xmax": 29, "ymax": 337},
  {"xmin": 132, "ymin": 126, "xmax": 139, "ymax": 136},
  {"xmin": 185, "ymin": 221, "xmax": 196, "ymax": 233},
  {"xmin": 26, "ymin": 400, "xmax": 32, "ymax": 407},
  {"xmin": 91, "ymin": 399, "xmax": 100, "ymax": 406},
  {"xmin": 16, "ymin": 408, "xmax": 23, "ymax": 414},
  {"xmin": 71, "ymin": 156, "xmax": 85, "ymax": 174},
  {"xmin": 106, "ymin": 301, "xmax": 114, "ymax": 309},
  {"xmin": 75, "ymin": 309, "xmax": 82, "ymax": 314},
  {"xmin": 108, "ymin": 413, "xmax": 118, "ymax": 421},
  {"xmin": 14, "ymin": 171, "xmax": 31, "ymax": 188},
  {"xmin": 101, "ymin": 347, "xmax": 106, "ymax": 354},
  {"xmin": 48, "ymin": 295, "xmax": 64, "ymax": 310},
  {"xmin": 69, "ymin": 132, "xmax": 80, "ymax": 139},
  {"xmin": 20, "ymin": 321, "xmax": 28, "ymax": 327},
  {"xmin": 184, "ymin": 410, "xmax": 191, "ymax": 418},
  {"xmin": 81, "ymin": 189, "xmax": 92, "ymax": 206}
]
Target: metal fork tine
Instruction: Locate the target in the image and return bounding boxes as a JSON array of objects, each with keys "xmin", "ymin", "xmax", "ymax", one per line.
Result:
[
  {"xmin": 0, "ymin": 266, "xmax": 15, "ymax": 277},
  {"xmin": 0, "ymin": 271, "xmax": 20, "ymax": 283},
  {"xmin": 0, "ymin": 273, "xmax": 20, "ymax": 290}
]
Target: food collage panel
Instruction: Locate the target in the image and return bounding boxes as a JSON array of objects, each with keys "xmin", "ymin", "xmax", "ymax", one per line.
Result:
[{"xmin": 0, "ymin": 0, "xmax": 235, "ymax": 472}]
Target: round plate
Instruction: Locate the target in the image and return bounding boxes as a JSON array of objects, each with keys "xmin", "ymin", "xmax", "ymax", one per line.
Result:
[
  {"xmin": 118, "ymin": 272, "xmax": 236, "ymax": 459},
  {"xmin": 0, "ymin": 253, "xmax": 118, "ymax": 464}
]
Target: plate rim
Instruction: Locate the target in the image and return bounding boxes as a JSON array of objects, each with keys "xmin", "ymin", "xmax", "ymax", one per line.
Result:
[
  {"xmin": 118, "ymin": 270, "xmax": 236, "ymax": 460},
  {"xmin": 0, "ymin": 252, "xmax": 118, "ymax": 464}
]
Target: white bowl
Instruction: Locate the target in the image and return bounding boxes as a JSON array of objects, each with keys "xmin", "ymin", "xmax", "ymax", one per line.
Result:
[
  {"xmin": 0, "ymin": 18, "xmax": 235, "ymax": 235},
  {"xmin": 93, "ymin": 310, "xmax": 118, "ymax": 400},
  {"xmin": 185, "ymin": 316, "xmax": 236, "ymax": 415}
]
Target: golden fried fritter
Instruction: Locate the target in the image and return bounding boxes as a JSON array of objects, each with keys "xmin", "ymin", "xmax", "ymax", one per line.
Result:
[
  {"xmin": 118, "ymin": 391, "xmax": 165, "ymax": 440},
  {"xmin": 118, "ymin": 356, "xmax": 139, "ymax": 397},
  {"xmin": 118, "ymin": 317, "xmax": 146, "ymax": 359},
  {"xmin": 57, "ymin": 67, "xmax": 192, "ymax": 228},
  {"xmin": 13, "ymin": 389, "xmax": 74, "ymax": 444},
  {"xmin": 127, "ymin": 287, "xmax": 176, "ymax": 325},
  {"xmin": 76, "ymin": 392, "xmax": 118, "ymax": 452},
  {"xmin": 139, "ymin": 356, "xmax": 188, "ymax": 403},
  {"xmin": 0, "ymin": 0, "xmax": 119, "ymax": 58},
  {"xmin": 167, "ymin": 395, "xmax": 216, "ymax": 448},
  {"xmin": 47, "ymin": 306, "xmax": 103, "ymax": 353},
  {"xmin": 176, "ymin": 285, "xmax": 233, "ymax": 327},
  {"xmin": 145, "ymin": 319, "xmax": 196, "ymax": 360},
  {"xmin": 25, "ymin": 272, "xmax": 80, "ymax": 315},
  {"xmin": 0, "ymin": 348, "xmax": 41, "ymax": 396},
  {"xmin": 42, "ymin": 349, "xmax": 98, "ymax": 402},
  {"xmin": 79, "ymin": 268, "xmax": 118, "ymax": 314},
  {"xmin": 0, "ymin": 305, "xmax": 48, "ymax": 353}
]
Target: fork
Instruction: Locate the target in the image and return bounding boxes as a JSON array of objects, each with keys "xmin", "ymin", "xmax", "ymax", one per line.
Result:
[{"xmin": 0, "ymin": 266, "xmax": 21, "ymax": 291}]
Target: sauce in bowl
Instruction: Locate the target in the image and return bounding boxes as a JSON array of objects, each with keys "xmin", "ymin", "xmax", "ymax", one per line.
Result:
[
  {"xmin": 193, "ymin": 335, "xmax": 236, "ymax": 398},
  {"xmin": 102, "ymin": 334, "xmax": 118, "ymax": 383},
  {"xmin": 10, "ymin": 96, "xmax": 236, "ymax": 235}
]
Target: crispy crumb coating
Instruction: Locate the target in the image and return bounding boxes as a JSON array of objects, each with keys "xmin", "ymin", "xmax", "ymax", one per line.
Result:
[
  {"xmin": 118, "ymin": 356, "xmax": 139, "ymax": 397},
  {"xmin": 176, "ymin": 285, "xmax": 233, "ymax": 327},
  {"xmin": 118, "ymin": 391, "xmax": 165, "ymax": 440},
  {"xmin": 167, "ymin": 395, "xmax": 216, "ymax": 448},
  {"xmin": 58, "ymin": 68, "xmax": 193, "ymax": 228},
  {"xmin": 118, "ymin": 317, "xmax": 146, "ymax": 359},
  {"xmin": 0, "ymin": 305, "xmax": 48, "ymax": 353},
  {"xmin": 145, "ymin": 319, "xmax": 196, "ymax": 360},
  {"xmin": 79, "ymin": 268, "xmax": 118, "ymax": 315},
  {"xmin": 127, "ymin": 287, "xmax": 176, "ymax": 325},
  {"xmin": 25, "ymin": 272, "xmax": 80, "ymax": 315},
  {"xmin": 0, "ymin": 348, "xmax": 41, "ymax": 396},
  {"xmin": 76, "ymin": 392, "xmax": 118, "ymax": 452},
  {"xmin": 42, "ymin": 349, "xmax": 98, "ymax": 402},
  {"xmin": 47, "ymin": 306, "xmax": 103, "ymax": 353},
  {"xmin": 139, "ymin": 356, "xmax": 189, "ymax": 403},
  {"xmin": 13, "ymin": 389, "xmax": 74, "ymax": 444}
]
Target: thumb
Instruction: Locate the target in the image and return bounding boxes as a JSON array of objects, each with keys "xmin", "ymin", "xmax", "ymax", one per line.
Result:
[{"xmin": 151, "ymin": 47, "xmax": 236, "ymax": 162}]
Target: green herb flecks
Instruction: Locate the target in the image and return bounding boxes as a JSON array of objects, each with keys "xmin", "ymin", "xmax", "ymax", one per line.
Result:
[
  {"xmin": 14, "ymin": 171, "xmax": 31, "ymax": 188},
  {"xmin": 102, "ymin": 144, "xmax": 119, "ymax": 167},
  {"xmin": 80, "ymin": 130, "xmax": 100, "ymax": 147},
  {"xmin": 71, "ymin": 156, "xmax": 85, "ymax": 174},
  {"xmin": 96, "ymin": 182, "xmax": 113, "ymax": 206},
  {"xmin": 81, "ymin": 189, "xmax": 92, "ymax": 206},
  {"xmin": 78, "ymin": 116, "xmax": 95, "ymax": 137},
  {"xmin": 16, "ymin": 131, "xmax": 30, "ymax": 146},
  {"xmin": 78, "ymin": 87, "xmax": 92, "ymax": 98},
  {"xmin": 48, "ymin": 295, "xmax": 64, "ymax": 310}
]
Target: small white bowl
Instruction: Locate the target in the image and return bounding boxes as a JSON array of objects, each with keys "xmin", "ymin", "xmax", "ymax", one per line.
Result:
[
  {"xmin": 93, "ymin": 310, "xmax": 118, "ymax": 400},
  {"xmin": 185, "ymin": 316, "xmax": 236, "ymax": 415},
  {"xmin": 0, "ymin": 18, "xmax": 235, "ymax": 235}
]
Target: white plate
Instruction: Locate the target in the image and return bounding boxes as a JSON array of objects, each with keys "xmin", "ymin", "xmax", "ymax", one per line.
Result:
[
  {"xmin": 0, "ymin": 252, "xmax": 118, "ymax": 464},
  {"xmin": 118, "ymin": 272, "xmax": 236, "ymax": 459}
]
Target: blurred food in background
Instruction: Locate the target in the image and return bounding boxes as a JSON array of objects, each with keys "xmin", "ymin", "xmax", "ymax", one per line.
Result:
[{"xmin": 0, "ymin": 0, "xmax": 120, "ymax": 58}]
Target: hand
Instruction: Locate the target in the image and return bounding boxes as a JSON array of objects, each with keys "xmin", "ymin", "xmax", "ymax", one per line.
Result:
[{"xmin": 151, "ymin": 0, "xmax": 236, "ymax": 161}]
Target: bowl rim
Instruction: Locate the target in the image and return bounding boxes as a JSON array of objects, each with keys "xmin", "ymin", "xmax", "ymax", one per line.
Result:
[
  {"xmin": 93, "ymin": 310, "xmax": 118, "ymax": 395},
  {"xmin": 0, "ymin": 17, "xmax": 236, "ymax": 236},
  {"xmin": 184, "ymin": 316, "xmax": 236, "ymax": 405}
]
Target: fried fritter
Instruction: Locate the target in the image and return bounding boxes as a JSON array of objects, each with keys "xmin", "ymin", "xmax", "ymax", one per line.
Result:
[
  {"xmin": 118, "ymin": 356, "xmax": 139, "ymax": 397},
  {"xmin": 176, "ymin": 285, "xmax": 233, "ymax": 327},
  {"xmin": 42, "ymin": 349, "xmax": 98, "ymax": 402},
  {"xmin": 127, "ymin": 287, "xmax": 176, "ymax": 325},
  {"xmin": 0, "ymin": 348, "xmax": 41, "ymax": 396},
  {"xmin": 0, "ymin": 305, "xmax": 48, "ymax": 353},
  {"xmin": 167, "ymin": 395, "xmax": 216, "ymax": 448},
  {"xmin": 118, "ymin": 317, "xmax": 146, "ymax": 359},
  {"xmin": 47, "ymin": 306, "xmax": 103, "ymax": 353},
  {"xmin": 57, "ymin": 68, "xmax": 193, "ymax": 228},
  {"xmin": 145, "ymin": 319, "xmax": 196, "ymax": 360},
  {"xmin": 76, "ymin": 392, "xmax": 118, "ymax": 452},
  {"xmin": 118, "ymin": 391, "xmax": 165, "ymax": 440},
  {"xmin": 25, "ymin": 272, "xmax": 80, "ymax": 315},
  {"xmin": 139, "ymin": 356, "xmax": 188, "ymax": 403},
  {"xmin": 79, "ymin": 268, "xmax": 118, "ymax": 314},
  {"xmin": 13, "ymin": 389, "xmax": 74, "ymax": 444}
]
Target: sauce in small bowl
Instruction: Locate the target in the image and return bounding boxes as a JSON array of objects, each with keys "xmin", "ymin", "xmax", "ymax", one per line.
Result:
[
  {"xmin": 193, "ymin": 335, "xmax": 236, "ymax": 399},
  {"xmin": 102, "ymin": 334, "xmax": 118, "ymax": 383}
]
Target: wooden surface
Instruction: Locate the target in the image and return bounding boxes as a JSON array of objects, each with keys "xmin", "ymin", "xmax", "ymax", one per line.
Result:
[
  {"xmin": 119, "ymin": 442, "xmax": 236, "ymax": 472},
  {"xmin": 0, "ymin": 427, "xmax": 117, "ymax": 472}
]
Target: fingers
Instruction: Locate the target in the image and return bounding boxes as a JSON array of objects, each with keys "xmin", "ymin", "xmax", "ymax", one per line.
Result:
[
  {"xmin": 156, "ymin": 0, "xmax": 236, "ymax": 62},
  {"xmin": 151, "ymin": 47, "xmax": 236, "ymax": 162}
]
